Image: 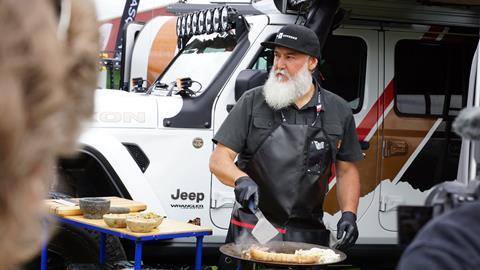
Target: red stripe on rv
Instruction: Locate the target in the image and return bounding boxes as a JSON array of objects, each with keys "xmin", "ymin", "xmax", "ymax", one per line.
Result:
[
  {"xmin": 356, "ymin": 81, "xmax": 395, "ymax": 140},
  {"xmin": 422, "ymin": 25, "xmax": 444, "ymax": 40}
]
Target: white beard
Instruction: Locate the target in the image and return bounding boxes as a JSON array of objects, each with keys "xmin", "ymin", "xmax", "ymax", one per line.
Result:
[{"xmin": 263, "ymin": 62, "xmax": 313, "ymax": 110}]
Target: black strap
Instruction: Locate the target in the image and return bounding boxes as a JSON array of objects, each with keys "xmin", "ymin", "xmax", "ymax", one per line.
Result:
[{"xmin": 280, "ymin": 87, "xmax": 324, "ymax": 128}]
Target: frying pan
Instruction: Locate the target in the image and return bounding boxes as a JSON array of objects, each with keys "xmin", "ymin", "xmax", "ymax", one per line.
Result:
[{"xmin": 219, "ymin": 241, "xmax": 346, "ymax": 268}]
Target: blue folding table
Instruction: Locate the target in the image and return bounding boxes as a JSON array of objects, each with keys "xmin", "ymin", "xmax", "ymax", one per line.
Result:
[{"xmin": 41, "ymin": 215, "xmax": 212, "ymax": 270}]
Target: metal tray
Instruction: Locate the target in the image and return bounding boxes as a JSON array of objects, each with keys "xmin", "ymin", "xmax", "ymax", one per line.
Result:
[{"xmin": 220, "ymin": 241, "xmax": 346, "ymax": 267}]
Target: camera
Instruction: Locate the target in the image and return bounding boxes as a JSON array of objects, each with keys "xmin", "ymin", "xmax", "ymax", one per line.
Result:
[{"xmin": 397, "ymin": 180, "xmax": 480, "ymax": 245}]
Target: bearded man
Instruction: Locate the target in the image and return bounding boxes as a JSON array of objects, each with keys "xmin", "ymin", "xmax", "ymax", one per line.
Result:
[{"xmin": 209, "ymin": 24, "xmax": 362, "ymax": 265}]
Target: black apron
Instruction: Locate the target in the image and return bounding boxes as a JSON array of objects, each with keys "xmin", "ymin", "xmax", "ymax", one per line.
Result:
[{"xmin": 226, "ymin": 90, "xmax": 335, "ymax": 247}]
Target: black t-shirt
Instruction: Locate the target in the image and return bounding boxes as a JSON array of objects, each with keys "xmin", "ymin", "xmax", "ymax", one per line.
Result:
[
  {"xmin": 213, "ymin": 84, "xmax": 363, "ymax": 169},
  {"xmin": 396, "ymin": 201, "xmax": 480, "ymax": 270}
]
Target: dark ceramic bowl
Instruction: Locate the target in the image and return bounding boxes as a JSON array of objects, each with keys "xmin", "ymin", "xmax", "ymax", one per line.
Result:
[{"xmin": 79, "ymin": 198, "xmax": 111, "ymax": 219}]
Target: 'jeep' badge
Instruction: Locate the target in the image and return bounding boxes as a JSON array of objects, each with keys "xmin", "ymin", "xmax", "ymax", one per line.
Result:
[{"xmin": 193, "ymin": 137, "xmax": 203, "ymax": 149}]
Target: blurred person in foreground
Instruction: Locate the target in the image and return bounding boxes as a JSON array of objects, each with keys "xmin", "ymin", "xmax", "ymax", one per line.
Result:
[{"xmin": 0, "ymin": 0, "xmax": 98, "ymax": 268}]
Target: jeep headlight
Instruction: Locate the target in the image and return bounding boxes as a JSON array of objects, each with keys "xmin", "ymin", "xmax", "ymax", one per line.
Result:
[
  {"xmin": 176, "ymin": 16, "xmax": 182, "ymax": 37},
  {"xmin": 192, "ymin": 12, "xmax": 198, "ymax": 35},
  {"xmin": 205, "ymin": 9, "xmax": 213, "ymax": 34},
  {"xmin": 213, "ymin": 8, "xmax": 220, "ymax": 32},
  {"xmin": 220, "ymin": 6, "xmax": 235, "ymax": 32},
  {"xmin": 186, "ymin": 13, "xmax": 192, "ymax": 35},
  {"xmin": 220, "ymin": 7, "xmax": 228, "ymax": 32},
  {"xmin": 198, "ymin": 10, "xmax": 205, "ymax": 34},
  {"xmin": 181, "ymin": 16, "xmax": 187, "ymax": 36}
]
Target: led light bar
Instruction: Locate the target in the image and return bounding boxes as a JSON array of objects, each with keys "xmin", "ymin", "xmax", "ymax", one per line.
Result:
[{"xmin": 176, "ymin": 6, "xmax": 238, "ymax": 38}]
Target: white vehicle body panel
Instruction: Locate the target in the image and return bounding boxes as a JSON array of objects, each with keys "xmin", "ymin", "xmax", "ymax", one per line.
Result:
[{"xmin": 79, "ymin": 130, "xmax": 166, "ymax": 215}]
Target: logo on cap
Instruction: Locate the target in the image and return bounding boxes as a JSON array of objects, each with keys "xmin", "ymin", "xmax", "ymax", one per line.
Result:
[{"xmin": 276, "ymin": 32, "xmax": 297, "ymax": 40}]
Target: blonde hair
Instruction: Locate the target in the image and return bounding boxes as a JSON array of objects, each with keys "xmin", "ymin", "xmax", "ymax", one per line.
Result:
[{"xmin": 0, "ymin": 0, "xmax": 98, "ymax": 268}]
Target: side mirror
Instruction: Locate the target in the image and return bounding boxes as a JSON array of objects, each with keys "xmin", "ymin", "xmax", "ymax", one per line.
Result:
[{"xmin": 234, "ymin": 69, "xmax": 268, "ymax": 101}]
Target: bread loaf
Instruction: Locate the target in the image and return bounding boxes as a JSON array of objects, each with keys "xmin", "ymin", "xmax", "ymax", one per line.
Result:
[{"xmin": 246, "ymin": 247, "xmax": 320, "ymax": 264}]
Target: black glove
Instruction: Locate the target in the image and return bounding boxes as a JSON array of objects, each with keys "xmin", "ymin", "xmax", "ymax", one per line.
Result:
[
  {"xmin": 234, "ymin": 176, "xmax": 259, "ymax": 213},
  {"xmin": 336, "ymin": 211, "xmax": 358, "ymax": 250}
]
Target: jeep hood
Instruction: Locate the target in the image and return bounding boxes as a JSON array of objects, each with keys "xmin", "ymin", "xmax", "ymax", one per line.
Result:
[{"xmin": 90, "ymin": 89, "xmax": 183, "ymax": 128}]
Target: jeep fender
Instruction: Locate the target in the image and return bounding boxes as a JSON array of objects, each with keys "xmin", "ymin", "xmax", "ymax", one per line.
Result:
[{"xmin": 79, "ymin": 130, "xmax": 166, "ymax": 215}]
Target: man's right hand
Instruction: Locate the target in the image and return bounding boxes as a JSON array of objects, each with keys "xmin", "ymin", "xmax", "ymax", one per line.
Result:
[{"xmin": 234, "ymin": 176, "xmax": 259, "ymax": 212}]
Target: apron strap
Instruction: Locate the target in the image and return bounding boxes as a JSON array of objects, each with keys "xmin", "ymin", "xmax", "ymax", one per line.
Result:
[{"xmin": 279, "ymin": 86, "xmax": 324, "ymax": 128}]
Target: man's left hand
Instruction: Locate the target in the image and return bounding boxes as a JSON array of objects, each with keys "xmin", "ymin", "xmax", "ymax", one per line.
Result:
[{"xmin": 336, "ymin": 211, "xmax": 358, "ymax": 250}]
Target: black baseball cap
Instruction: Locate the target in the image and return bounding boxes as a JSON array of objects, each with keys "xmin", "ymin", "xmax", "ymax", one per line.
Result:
[{"xmin": 261, "ymin": 24, "xmax": 321, "ymax": 59}]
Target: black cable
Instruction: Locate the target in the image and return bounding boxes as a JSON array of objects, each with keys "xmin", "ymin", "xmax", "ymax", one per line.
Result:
[{"xmin": 191, "ymin": 80, "xmax": 203, "ymax": 93}]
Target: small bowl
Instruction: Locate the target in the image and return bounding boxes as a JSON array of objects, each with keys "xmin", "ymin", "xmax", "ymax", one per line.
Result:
[
  {"xmin": 103, "ymin": 213, "xmax": 128, "ymax": 228},
  {"xmin": 126, "ymin": 216, "xmax": 164, "ymax": 233},
  {"xmin": 79, "ymin": 198, "xmax": 110, "ymax": 219}
]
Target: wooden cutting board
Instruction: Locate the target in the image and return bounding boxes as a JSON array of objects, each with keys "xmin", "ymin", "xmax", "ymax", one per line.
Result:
[
  {"xmin": 45, "ymin": 196, "xmax": 147, "ymax": 217},
  {"xmin": 64, "ymin": 216, "xmax": 212, "ymax": 238}
]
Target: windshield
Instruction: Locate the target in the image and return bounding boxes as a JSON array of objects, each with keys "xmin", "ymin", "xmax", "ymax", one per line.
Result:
[{"xmin": 153, "ymin": 32, "xmax": 237, "ymax": 96}]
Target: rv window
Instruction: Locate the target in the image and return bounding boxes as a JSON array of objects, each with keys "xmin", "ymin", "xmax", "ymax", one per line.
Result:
[
  {"xmin": 250, "ymin": 35, "xmax": 366, "ymax": 113},
  {"xmin": 320, "ymin": 35, "xmax": 367, "ymax": 113},
  {"xmin": 394, "ymin": 38, "xmax": 477, "ymax": 118}
]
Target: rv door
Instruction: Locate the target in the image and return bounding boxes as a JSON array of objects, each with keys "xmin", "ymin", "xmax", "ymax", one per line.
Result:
[{"xmin": 378, "ymin": 26, "xmax": 478, "ymax": 231}]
